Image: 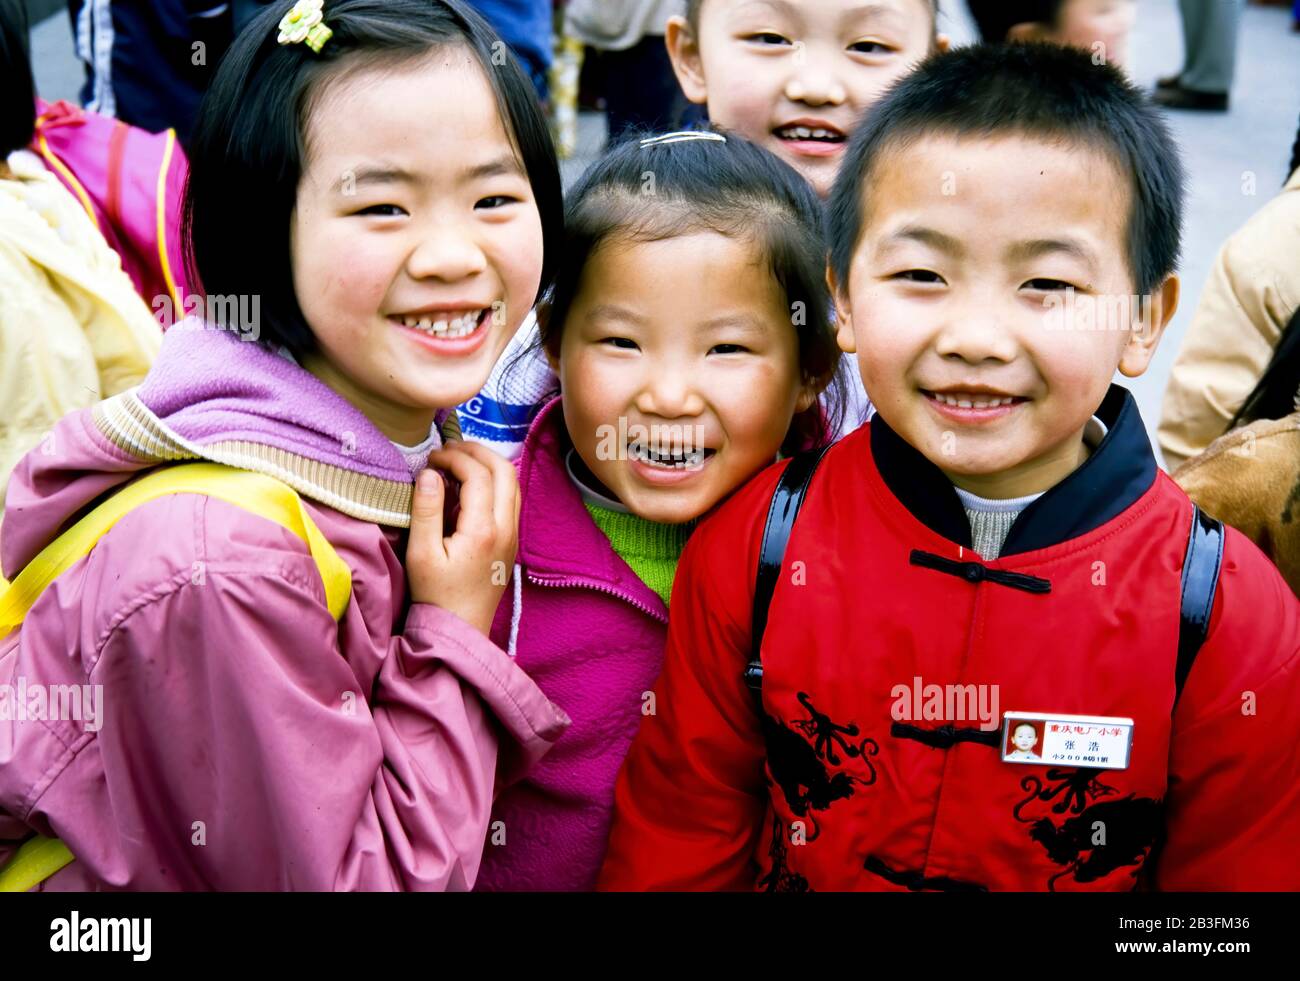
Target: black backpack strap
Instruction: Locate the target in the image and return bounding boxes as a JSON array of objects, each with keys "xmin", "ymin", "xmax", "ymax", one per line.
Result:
[
  {"xmin": 744, "ymin": 446, "xmax": 831, "ymax": 696},
  {"xmin": 1175, "ymin": 505, "xmax": 1225, "ymax": 704}
]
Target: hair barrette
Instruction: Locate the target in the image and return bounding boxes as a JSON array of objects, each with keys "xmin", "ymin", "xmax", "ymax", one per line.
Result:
[
  {"xmin": 278, "ymin": 0, "xmax": 333, "ymax": 53},
  {"xmin": 639, "ymin": 131, "xmax": 728, "ymax": 148}
]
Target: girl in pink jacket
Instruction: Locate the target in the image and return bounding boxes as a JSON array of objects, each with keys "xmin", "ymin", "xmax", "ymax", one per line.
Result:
[
  {"xmin": 0, "ymin": 0, "xmax": 569, "ymax": 890},
  {"xmin": 474, "ymin": 131, "xmax": 843, "ymax": 890}
]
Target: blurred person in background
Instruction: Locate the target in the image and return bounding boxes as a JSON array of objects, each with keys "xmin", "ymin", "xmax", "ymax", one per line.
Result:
[
  {"xmin": 966, "ymin": 0, "xmax": 1136, "ymax": 68},
  {"xmin": 567, "ymin": 0, "xmax": 686, "ymax": 143},
  {"xmin": 68, "ymin": 0, "xmax": 235, "ymax": 144},
  {"xmin": 1154, "ymin": 0, "xmax": 1244, "ymax": 111},
  {"xmin": 0, "ymin": 0, "xmax": 160, "ymax": 506},
  {"xmin": 467, "ymin": 0, "xmax": 553, "ymax": 100},
  {"xmin": 1159, "ymin": 114, "xmax": 1300, "ymax": 469}
]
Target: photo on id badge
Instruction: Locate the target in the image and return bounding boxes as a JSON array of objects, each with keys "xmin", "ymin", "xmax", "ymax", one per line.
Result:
[{"xmin": 1001, "ymin": 712, "xmax": 1134, "ymax": 770}]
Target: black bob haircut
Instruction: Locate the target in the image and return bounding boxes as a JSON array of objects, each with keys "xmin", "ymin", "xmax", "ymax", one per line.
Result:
[
  {"xmin": 828, "ymin": 42, "xmax": 1184, "ymax": 297},
  {"xmin": 966, "ymin": 0, "xmax": 1067, "ymax": 42},
  {"xmin": 184, "ymin": 0, "xmax": 562, "ymax": 358},
  {"xmin": 539, "ymin": 130, "xmax": 846, "ymax": 453},
  {"xmin": 0, "ymin": 0, "xmax": 36, "ymax": 158}
]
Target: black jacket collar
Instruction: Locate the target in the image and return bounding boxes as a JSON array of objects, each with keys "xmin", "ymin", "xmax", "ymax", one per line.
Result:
[{"xmin": 869, "ymin": 385, "xmax": 1157, "ymax": 557}]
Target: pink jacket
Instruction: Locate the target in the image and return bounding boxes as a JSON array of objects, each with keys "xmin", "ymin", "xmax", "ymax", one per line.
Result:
[
  {"xmin": 0, "ymin": 325, "xmax": 568, "ymax": 890},
  {"xmin": 474, "ymin": 397, "xmax": 671, "ymax": 891}
]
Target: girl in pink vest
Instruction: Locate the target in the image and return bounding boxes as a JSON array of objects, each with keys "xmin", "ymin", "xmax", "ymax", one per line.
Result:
[
  {"xmin": 475, "ymin": 131, "xmax": 844, "ymax": 890},
  {"xmin": 0, "ymin": 0, "xmax": 568, "ymax": 890}
]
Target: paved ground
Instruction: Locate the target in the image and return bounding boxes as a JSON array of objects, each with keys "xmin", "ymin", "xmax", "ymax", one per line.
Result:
[{"xmin": 29, "ymin": 1, "xmax": 1300, "ymax": 461}]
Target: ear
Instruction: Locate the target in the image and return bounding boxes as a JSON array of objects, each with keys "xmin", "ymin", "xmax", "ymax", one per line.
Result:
[
  {"xmin": 934, "ymin": 33, "xmax": 951, "ymax": 53},
  {"xmin": 795, "ymin": 380, "xmax": 819, "ymax": 414},
  {"xmin": 665, "ymin": 15, "xmax": 709, "ymax": 105},
  {"xmin": 1118, "ymin": 275, "xmax": 1180, "ymax": 378},
  {"xmin": 826, "ymin": 261, "xmax": 857, "ymax": 355},
  {"xmin": 1007, "ymin": 21, "xmax": 1052, "ymax": 43}
]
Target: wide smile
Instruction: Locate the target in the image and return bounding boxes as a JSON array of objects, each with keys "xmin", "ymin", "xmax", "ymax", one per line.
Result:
[
  {"xmin": 389, "ymin": 307, "xmax": 492, "ymax": 355},
  {"xmin": 921, "ymin": 388, "xmax": 1030, "ymax": 424},
  {"xmin": 772, "ymin": 121, "xmax": 847, "ymax": 158},
  {"xmin": 626, "ymin": 440, "xmax": 718, "ymax": 486}
]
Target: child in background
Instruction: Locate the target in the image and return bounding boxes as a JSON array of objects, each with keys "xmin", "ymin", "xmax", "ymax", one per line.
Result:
[
  {"xmin": 665, "ymin": 0, "xmax": 945, "ymax": 199},
  {"xmin": 600, "ymin": 44, "xmax": 1300, "ymax": 892},
  {"xmin": 966, "ymin": 0, "xmax": 1136, "ymax": 68},
  {"xmin": 0, "ymin": 0, "xmax": 568, "ymax": 890},
  {"xmin": 460, "ymin": 0, "xmax": 946, "ymax": 457},
  {"xmin": 0, "ymin": 1, "xmax": 160, "ymax": 505},
  {"xmin": 1159, "ymin": 115, "xmax": 1300, "ymax": 470},
  {"xmin": 1174, "ymin": 306, "xmax": 1300, "ymax": 597},
  {"xmin": 475, "ymin": 132, "xmax": 841, "ymax": 891}
]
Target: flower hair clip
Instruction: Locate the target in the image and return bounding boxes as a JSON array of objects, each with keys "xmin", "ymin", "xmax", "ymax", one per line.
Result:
[
  {"xmin": 278, "ymin": 0, "xmax": 333, "ymax": 53},
  {"xmin": 639, "ymin": 131, "xmax": 727, "ymax": 148}
]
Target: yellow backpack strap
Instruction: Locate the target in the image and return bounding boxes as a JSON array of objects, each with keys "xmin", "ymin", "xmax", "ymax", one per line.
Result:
[
  {"xmin": 1, "ymin": 462, "xmax": 351, "ymax": 634},
  {"xmin": 0, "ymin": 462, "xmax": 352, "ymax": 892},
  {"xmin": 0, "ymin": 836, "xmax": 74, "ymax": 893}
]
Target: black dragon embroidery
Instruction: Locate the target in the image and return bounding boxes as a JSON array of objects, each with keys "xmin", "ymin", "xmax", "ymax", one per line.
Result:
[
  {"xmin": 1014, "ymin": 768, "xmax": 1163, "ymax": 891},
  {"xmin": 762, "ymin": 691, "xmax": 879, "ymax": 841}
]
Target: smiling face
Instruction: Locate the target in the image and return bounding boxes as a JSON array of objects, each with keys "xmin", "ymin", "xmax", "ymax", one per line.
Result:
[
  {"xmin": 290, "ymin": 50, "xmax": 544, "ymax": 444},
  {"xmin": 555, "ymin": 230, "xmax": 815, "ymax": 525},
  {"xmin": 1046, "ymin": 0, "xmax": 1136, "ymax": 69},
  {"xmin": 834, "ymin": 133, "xmax": 1177, "ymax": 499},
  {"xmin": 668, "ymin": 0, "xmax": 940, "ymax": 198}
]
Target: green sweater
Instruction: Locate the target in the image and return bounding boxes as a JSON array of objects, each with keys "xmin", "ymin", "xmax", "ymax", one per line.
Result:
[{"xmin": 583, "ymin": 503, "xmax": 693, "ymax": 606}]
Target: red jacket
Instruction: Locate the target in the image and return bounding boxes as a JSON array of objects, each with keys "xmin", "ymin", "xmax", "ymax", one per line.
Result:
[{"xmin": 598, "ymin": 387, "xmax": 1300, "ymax": 891}]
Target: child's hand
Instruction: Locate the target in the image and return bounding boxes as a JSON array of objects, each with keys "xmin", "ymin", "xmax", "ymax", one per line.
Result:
[{"xmin": 406, "ymin": 442, "xmax": 520, "ymax": 635}]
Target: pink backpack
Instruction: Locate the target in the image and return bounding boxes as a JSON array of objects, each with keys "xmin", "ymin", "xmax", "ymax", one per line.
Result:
[{"xmin": 30, "ymin": 99, "xmax": 189, "ymax": 319}]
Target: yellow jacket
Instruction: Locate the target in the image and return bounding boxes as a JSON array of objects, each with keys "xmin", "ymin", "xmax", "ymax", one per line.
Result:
[
  {"xmin": 0, "ymin": 149, "xmax": 160, "ymax": 504},
  {"xmin": 1158, "ymin": 168, "xmax": 1300, "ymax": 470}
]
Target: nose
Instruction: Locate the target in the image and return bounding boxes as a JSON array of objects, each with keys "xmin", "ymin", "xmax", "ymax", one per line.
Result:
[
  {"xmin": 406, "ymin": 219, "xmax": 487, "ymax": 282},
  {"xmin": 932, "ymin": 297, "xmax": 1020, "ymax": 366},
  {"xmin": 633, "ymin": 365, "xmax": 706, "ymax": 421},
  {"xmin": 784, "ymin": 56, "xmax": 848, "ymax": 107}
]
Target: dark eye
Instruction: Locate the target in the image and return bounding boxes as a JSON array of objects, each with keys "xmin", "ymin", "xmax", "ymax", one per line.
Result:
[
  {"xmin": 476, "ymin": 195, "xmax": 519, "ymax": 210},
  {"xmin": 747, "ymin": 32, "xmax": 791, "ymax": 45},
  {"xmin": 849, "ymin": 40, "xmax": 892, "ymax": 54},
  {"xmin": 357, "ymin": 204, "xmax": 406, "ymax": 217},
  {"xmin": 1023, "ymin": 278, "xmax": 1075, "ymax": 291},
  {"xmin": 710, "ymin": 343, "xmax": 749, "ymax": 355},
  {"xmin": 895, "ymin": 269, "xmax": 945, "ymax": 285},
  {"xmin": 601, "ymin": 337, "xmax": 639, "ymax": 350}
]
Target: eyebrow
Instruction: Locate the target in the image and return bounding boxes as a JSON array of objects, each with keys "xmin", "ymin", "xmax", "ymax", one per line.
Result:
[
  {"xmin": 1006, "ymin": 237, "xmax": 1100, "ymax": 268},
  {"xmin": 880, "ymin": 225, "xmax": 965, "ymax": 257},
  {"xmin": 841, "ymin": 3, "xmax": 909, "ymax": 28},
  {"xmin": 585, "ymin": 304, "xmax": 648, "ymax": 326},
  {"xmin": 735, "ymin": 0, "xmax": 904, "ymax": 26},
  {"xmin": 336, "ymin": 155, "xmax": 524, "ymax": 193},
  {"xmin": 700, "ymin": 314, "xmax": 771, "ymax": 335}
]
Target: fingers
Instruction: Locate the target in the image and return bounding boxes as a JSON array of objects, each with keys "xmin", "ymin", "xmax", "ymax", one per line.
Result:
[
  {"xmin": 407, "ymin": 469, "xmax": 447, "ymax": 574},
  {"xmin": 426, "ymin": 444, "xmax": 494, "ymax": 544},
  {"xmin": 447, "ymin": 440, "xmax": 520, "ymax": 541}
]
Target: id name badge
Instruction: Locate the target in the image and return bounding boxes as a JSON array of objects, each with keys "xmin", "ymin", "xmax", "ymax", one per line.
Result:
[{"xmin": 1001, "ymin": 712, "xmax": 1133, "ymax": 770}]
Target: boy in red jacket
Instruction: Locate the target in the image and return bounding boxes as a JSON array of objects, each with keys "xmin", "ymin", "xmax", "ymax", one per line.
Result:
[{"xmin": 598, "ymin": 43, "xmax": 1300, "ymax": 892}]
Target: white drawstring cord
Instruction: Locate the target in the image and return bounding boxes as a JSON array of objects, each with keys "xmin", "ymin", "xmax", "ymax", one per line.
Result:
[{"xmin": 507, "ymin": 562, "xmax": 523, "ymax": 657}]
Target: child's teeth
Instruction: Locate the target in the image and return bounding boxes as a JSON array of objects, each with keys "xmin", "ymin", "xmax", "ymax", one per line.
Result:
[
  {"xmin": 934, "ymin": 392, "xmax": 1017, "ymax": 408},
  {"xmin": 400, "ymin": 310, "xmax": 483, "ymax": 336}
]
